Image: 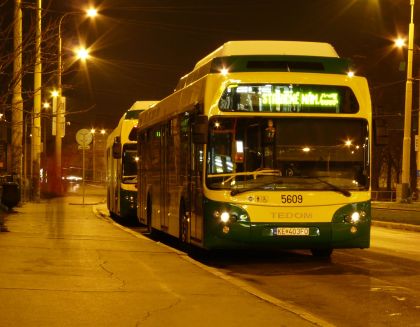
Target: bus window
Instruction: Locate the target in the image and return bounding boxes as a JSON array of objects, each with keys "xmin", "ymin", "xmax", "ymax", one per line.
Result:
[
  {"xmin": 122, "ymin": 144, "xmax": 138, "ymax": 183},
  {"xmin": 206, "ymin": 117, "xmax": 369, "ymax": 191}
]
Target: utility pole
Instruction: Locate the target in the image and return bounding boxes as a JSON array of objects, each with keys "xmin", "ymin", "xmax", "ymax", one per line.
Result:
[
  {"xmin": 55, "ymin": 14, "xmax": 64, "ymax": 196},
  {"xmin": 417, "ymin": 66, "xmax": 420, "ymax": 196},
  {"xmin": 12, "ymin": 0, "xmax": 23, "ymax": 198},
  {"xmin": 32, "ymin": 0, "xmax": 42, "ymax": 201},
  {"xmin": 400, "ymin": 0, "xmax": 415, "ymax": 202}
]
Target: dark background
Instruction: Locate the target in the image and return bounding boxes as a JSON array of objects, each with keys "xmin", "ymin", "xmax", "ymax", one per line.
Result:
[
  {"xmin": 48, "ymin": 0, "xmax": 418, "ymax": 131},
  {"xmin": 2, "ymin": 0, "xmax": 420, "ymax": 188}
]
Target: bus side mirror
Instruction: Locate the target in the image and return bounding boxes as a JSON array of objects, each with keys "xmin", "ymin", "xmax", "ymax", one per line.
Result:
[
  {"xmin": 192, "ymin": 115, "xmax": 208, "ymax": 144},
  {"xmin": 112, "ymin": 136, "xmax": 122, "ymax": 159}
]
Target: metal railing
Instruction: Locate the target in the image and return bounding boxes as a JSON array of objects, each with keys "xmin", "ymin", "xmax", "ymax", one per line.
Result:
[{"xmin": 371, "ymin": 190, "xmax": 397, "ymax": 202}]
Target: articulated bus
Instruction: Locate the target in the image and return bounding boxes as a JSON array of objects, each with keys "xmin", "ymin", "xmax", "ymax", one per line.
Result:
[
  {"xmin": 106, "ymin": 100, "xmax": 157, "ymax": 221},
  {"xmin": 136, "ymin": 41, "xmax": 371, "ymax": 256}
]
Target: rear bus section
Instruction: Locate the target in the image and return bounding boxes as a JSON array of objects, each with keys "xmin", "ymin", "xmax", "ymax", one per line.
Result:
[{"xmin": 106, "ymin": 101, "xmax": 157, "ymax": 221}]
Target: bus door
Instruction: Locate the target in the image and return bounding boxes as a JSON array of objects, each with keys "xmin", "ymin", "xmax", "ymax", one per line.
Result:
[
  {"xmin": 189, "ymin": 130, "xmax": 204, "ymax": 244},
  {"xmin": 160, "ymin": 124, "xmax": 169, "ymax": 231}
]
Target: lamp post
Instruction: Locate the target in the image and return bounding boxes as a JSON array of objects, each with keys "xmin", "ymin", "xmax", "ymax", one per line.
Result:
[
  {"xmin": 90, "ymin": 128, "xmax": 96, "ymax": 181},
  {"xmin": 400, "ymin": 0, "xmax": 415, "ymax": 202},
  {"xmin": 42, "ymin": 101, "xmax": 50, "ymax": 185},
  {"xmin": 54, "ymin": 8, "xmax": 97, "ymax": 195}
]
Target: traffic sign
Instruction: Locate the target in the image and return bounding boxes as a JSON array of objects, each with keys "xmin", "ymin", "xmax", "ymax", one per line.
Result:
[{"xmin": 76, "ymin": 129, "xmax": 93, "ymax": 146}]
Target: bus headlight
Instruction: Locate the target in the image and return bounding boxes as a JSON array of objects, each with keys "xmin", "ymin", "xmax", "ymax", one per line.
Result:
[
  {"xmin": 124, "ymin": 195, "xmax": 135, "ymax": 203},
  {"xmin": 344, "ymin": 210, "xmax": 366, "ymax": 224},
  {"xmin": 213, "ymin": 206, "xmax": 249, "ymax": 224},
  {"xmin": 220, "ymin": 211, "xmax": 230, "ymax": 223},
  {"xmin": 350, "ymin": 211, "xmax": 360, "ymax": 223}
]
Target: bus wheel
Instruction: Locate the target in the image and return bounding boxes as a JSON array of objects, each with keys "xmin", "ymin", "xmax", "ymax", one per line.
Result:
[
  {"xmin": 311, "ymin": 248, "xmax": 333, "ymax": 258},
  {"xmin": 179, "ymin": 201, "xmax": 189, "ymax": 245}
]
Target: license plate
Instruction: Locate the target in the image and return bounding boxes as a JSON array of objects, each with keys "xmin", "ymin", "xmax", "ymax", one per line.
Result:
[{"xmin": 276, "ymin": 227, "xmax": 310, "ymax": 236}]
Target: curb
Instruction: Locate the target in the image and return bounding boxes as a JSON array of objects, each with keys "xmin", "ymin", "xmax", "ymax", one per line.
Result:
[{"xmin": 371, "ymin": 220, "xmax": 420, "ymax": 232}]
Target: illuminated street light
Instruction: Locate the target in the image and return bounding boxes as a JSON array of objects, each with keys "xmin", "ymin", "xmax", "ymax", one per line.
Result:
[
  {"xmin": 54, "ymin": 8, "xmax": 97, "ymax": 195},
  {"xmin": 86, "ymin": 8, "xmax": 98, "ymax": 17},
  {"xmin": 395, "ymin": 37, "xmax": 406, "ymax": 48},
  {"xmin": 75, "ymin": 47, "xmax": 89, "ymax": 61}
]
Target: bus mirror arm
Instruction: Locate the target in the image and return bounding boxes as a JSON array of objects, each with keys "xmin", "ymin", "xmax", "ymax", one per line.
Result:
[
  {"xmin": 112, "ymin": 136, "xmax": 122, "ymax": 159},
  {"xmin": 192, "ymin": 115, "xmax": 208, "ymax": 144}
]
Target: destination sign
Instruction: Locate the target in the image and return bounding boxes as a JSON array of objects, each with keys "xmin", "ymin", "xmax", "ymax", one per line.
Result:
[
  {"xmin": 261, "ymin": 90, "xmax": 339, "ymax": 107},
  {"xmin": 219, "ymin": 84, "xmax": 358, "ymax": 113}
]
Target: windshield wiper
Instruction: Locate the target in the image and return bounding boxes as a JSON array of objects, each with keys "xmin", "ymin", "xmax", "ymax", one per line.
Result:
[
  {"xmin": 310, "ymin": 177, "xmax": 351, "ymax": 197},
  {"xmin": 123, "ymin": 176, "xmax": 137, "ymax": 183},
  {"xmin": 208, "ymin": 168, "xmax": 281, "ymax": 184},
  {"xmin": 230, "ymin": 176, "xmax": 351, "ymax": 197},
  {"xmin": 230, "ymin": 178, "xmax": 284, "ymax": 196}
]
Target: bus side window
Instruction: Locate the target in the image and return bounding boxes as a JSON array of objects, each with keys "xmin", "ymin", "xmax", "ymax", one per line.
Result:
[{"xmin": 112, "ymin": 136, "xmax": 122, "ymax": 159}]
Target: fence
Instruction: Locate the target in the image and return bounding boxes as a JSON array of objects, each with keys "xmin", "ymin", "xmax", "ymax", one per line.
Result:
[{"xmin": 371, "ymin": 190, "xmax": 397, "ymax": 202}]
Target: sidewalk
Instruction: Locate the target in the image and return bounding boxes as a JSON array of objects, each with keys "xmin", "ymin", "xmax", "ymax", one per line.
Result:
[{"xmin": 0, "ymin": 186, "xmax": 323, "ymax": 327}]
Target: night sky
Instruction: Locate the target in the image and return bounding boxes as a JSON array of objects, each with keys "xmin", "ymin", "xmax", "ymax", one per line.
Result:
[{"xmin": 46, "ymin": 0, "xmax": 418, "ymax": 137}]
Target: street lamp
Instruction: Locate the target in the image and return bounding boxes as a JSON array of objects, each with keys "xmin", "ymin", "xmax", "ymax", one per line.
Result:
[
  {"xmin": 400, "ymin": 0, "xmax": 415, "ymax": 202},
  {"xmin": 54, "ymin": 8, "xmax": 97, "ymax": 195},
  {"xmin": 399, "ymin": 39, "xmax": 420, "ymax": 199},
  {"xmin": 75, "ymin": 47, "xmax": 90, "ymax": 61},
  {"xmin": 41, "ymin": 102, "xmax": 50, "ymax": 185}
]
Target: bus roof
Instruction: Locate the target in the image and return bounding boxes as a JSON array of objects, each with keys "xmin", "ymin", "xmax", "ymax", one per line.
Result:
[
  {"xmin": 193, "ymin": 41, "xmax": 339, "ymax": 70},
  {"xmin": 129, "ymin": 101, "xmax": 158, "ymax": 111}
]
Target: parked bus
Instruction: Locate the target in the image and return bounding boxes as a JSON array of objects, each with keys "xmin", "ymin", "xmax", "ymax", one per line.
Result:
[
  {"xmin": 106, "ymin": 100, "xmax": 157, "ymax": 221},
  {"xmin": 136, "ymin": 41, "xmax": 371, "ymax": 256}
]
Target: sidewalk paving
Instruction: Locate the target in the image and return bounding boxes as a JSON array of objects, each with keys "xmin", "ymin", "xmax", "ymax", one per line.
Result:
[
  {"xmin": 0, "ymin": 187, "xmax": 323, "ymax": 327},
  {"xmin": 0, "ymin": 185, "xmax": 418, "ymax": 326}
]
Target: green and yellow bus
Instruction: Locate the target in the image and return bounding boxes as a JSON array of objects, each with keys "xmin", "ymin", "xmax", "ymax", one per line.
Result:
[
  {"xmin": 106, "ymin": 100, "xmax": 157, "ymax": 221},
  {"xmin": 137, "ymin": 41, "xmax": 371, "ymax": 256}
]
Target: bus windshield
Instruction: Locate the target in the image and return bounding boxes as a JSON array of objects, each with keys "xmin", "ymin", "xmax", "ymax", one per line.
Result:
[
  {"xmin": 122, "ymin": 144, "xmax": 138, "ymax": 184},
  {"xmin": 206, "ymin": 117, "xmax": 369, "ymax": 193}
]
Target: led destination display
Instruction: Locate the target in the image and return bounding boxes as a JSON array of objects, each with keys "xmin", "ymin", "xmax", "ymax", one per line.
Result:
[{"xmin": 219, "ymin": 84, "xmax": 359, "ymax": 113}]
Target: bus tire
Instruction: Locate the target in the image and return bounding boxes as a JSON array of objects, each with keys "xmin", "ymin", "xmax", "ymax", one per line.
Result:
[{"xmin": 311, "ymin": 248, "xmax": 333, "ymax": 258}]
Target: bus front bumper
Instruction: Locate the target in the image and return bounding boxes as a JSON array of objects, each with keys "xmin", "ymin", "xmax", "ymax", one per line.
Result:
[{"xmin": 203, "ymin": 200, "xmax": 371, "ymax": 250}]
